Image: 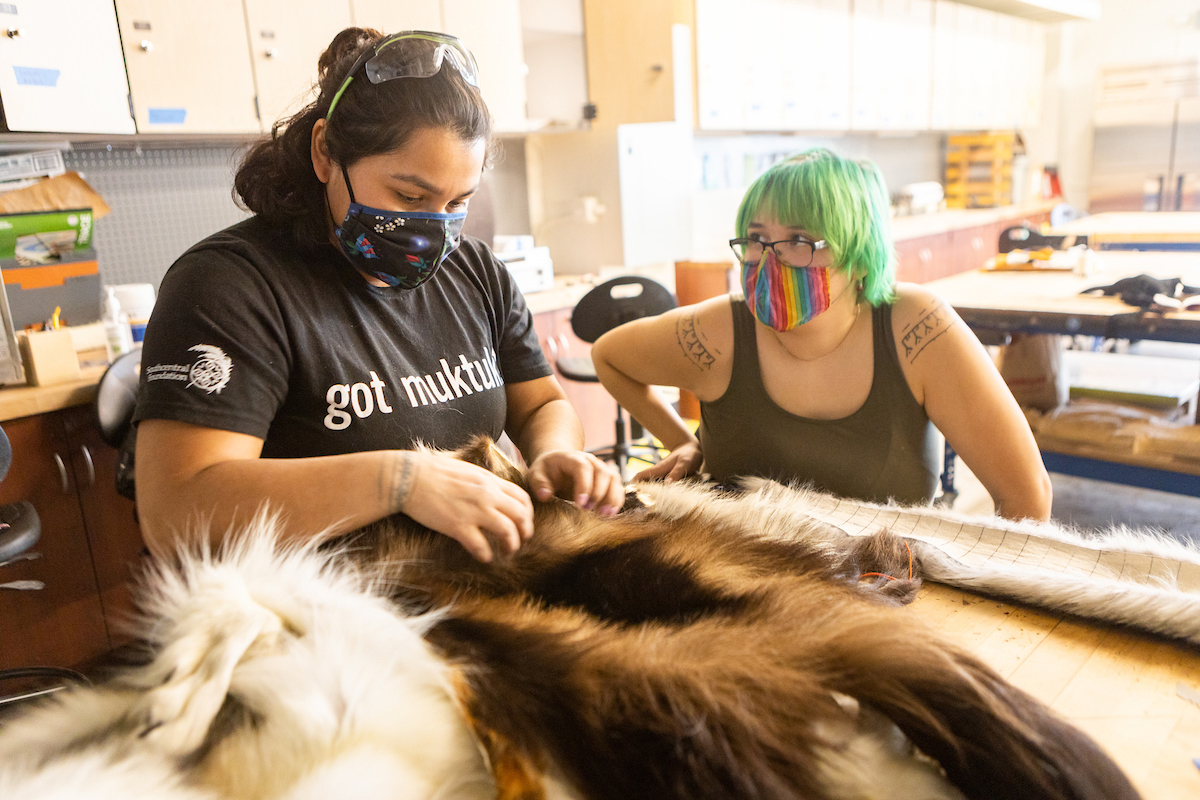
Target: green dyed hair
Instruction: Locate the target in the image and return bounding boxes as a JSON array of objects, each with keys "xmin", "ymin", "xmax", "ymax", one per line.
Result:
[{"xmin": 735, "ymin": 148, "xmax": 895, "ymax": 306}]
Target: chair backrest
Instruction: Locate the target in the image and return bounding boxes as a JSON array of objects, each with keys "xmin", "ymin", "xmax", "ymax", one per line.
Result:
[
  {"xmin": 93, "ymin": 349, "xmax": 141, "ymax": 502},
  {"xmin": 0, "ymin": 422, "xmax": 10, "ymax": 483},
  {"xmin": 568, "ymin": 276, "xmax": 677, "ymax": 344},
  {"xmin": 997, "ymin": 225, "xmax": 1089, "ymax": 254},
  {"xmin": 94, "ymin": 349, "xmax": 141, "ymax": 449},
  {"xmin": 0, "ymin": 423, "xmax": 40, "ymax": 564}
]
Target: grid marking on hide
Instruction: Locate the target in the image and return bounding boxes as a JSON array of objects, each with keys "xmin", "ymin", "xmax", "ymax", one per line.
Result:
[
  {"xmin": 63, "ymin": 145, "xmax": 253, "ymax": 289},
  {"xmin": 803, "ymin": 495, "xmax": 1200, "ymax": 595}
]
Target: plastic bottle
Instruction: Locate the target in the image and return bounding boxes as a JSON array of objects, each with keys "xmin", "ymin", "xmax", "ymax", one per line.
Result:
[{"xmin": 102, "ymin": 286, "xmax": 134, "ymax": 358}]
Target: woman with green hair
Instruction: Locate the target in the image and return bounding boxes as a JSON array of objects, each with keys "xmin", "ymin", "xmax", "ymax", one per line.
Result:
[{"xmin": 592, "ymin": 148, "xmax": 1051, "ymax": 520}]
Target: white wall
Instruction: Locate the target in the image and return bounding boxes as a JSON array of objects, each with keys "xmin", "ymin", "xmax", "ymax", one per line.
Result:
[{"xmin": 1030, "ymin": 0, "xmax": 1200, "ymax": 208}]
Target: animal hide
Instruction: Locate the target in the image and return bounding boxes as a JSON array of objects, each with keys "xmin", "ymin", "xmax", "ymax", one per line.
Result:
[{"xmin": 0, "ymin": 438, "xmax": 1147, "ymax": 800}]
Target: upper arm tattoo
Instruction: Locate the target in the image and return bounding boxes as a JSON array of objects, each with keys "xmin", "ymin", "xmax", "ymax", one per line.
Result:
[
  {"xmin": 899, "ymin": 301, "xmax": 957, "ymax": 364},
  {"xmin": 676, "ymin": 311, "xmax": 719, "ymax": 371}
]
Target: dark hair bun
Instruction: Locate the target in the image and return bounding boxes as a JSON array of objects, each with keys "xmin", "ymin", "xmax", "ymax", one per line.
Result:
[{"xmin": 317, "ymin": 27, "xmax": 382, "ymax": 84}]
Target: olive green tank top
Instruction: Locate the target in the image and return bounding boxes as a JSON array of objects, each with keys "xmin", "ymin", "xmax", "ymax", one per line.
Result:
[{"xmin": 698, "ymin": 298, "xmax": 939, "ymax": 505}]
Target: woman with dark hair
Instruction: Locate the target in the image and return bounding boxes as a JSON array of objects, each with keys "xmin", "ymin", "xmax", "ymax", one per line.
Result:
[
  {"xmin": 593, "ymin": 148, "xmax": 1051, "ymax": 521},
  {"xmin": 134, "ymin": 28, "xmax": 623, "ymax": 562}
]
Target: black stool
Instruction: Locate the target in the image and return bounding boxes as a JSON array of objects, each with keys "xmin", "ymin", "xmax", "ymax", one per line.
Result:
[{"xmin": 556, "ymin": 276, "xmax": 677, "ymax": 478}]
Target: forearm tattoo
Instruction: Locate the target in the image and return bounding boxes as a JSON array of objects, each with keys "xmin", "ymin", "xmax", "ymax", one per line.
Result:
[
  {"xmin": 900, "ymin": 301, "xmax": 956, "ymax": 364},
  {"xmin": 676, "ymin": 311, "xmax": 718, "ymax": 370},
  {"xmin": 383, "ymin": 451, "xmax": 420, "ymax": 513}
]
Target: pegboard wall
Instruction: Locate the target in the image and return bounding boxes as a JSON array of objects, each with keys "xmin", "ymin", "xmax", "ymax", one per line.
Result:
[{"xmin": 63, "ymin": 144, "xmax": 253, "ymax": 289}]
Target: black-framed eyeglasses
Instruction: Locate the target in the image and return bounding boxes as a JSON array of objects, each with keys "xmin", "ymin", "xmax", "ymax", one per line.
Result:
[
  {"xmin": 326, "ymin": 31, "xmax": 480, "ymax": 122},
  {"xmin": 729, "ymin": 237, "xmax": 828, "ymax": 268}
]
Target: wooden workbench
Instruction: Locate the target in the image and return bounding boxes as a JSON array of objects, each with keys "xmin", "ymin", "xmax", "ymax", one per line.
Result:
[
  {"xmin": 911, "ymin": 583, "xmax": 1200, "ymax": 798},
  {"xmin": 1053, "ymin": 212, "xmax": 1200, "ymax": 250},
  {"xmin": 0, "ymin": 366, "xmax": 104, "ymax": 422}
]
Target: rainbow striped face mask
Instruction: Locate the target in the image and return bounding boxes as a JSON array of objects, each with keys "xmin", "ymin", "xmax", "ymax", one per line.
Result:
[{"xmin": 741, "ymin": 250, "xmax": 832, "ymax": 331}]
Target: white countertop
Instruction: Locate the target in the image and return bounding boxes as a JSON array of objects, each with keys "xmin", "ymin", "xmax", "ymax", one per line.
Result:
[
  {"xmin": 1052, "ymin": 212, "xmax": 1200, "ymax": 241},
  {"xmin": 521, "ymin": 201, "xmax": 1057, "ymax": 313},
  {"xmin": 523, "ymin": 262, "xmax": 677, "ymax": 314},
  {"xmin": 890, "ymin": 200, "xmax": 1057, "ymax": 241}
]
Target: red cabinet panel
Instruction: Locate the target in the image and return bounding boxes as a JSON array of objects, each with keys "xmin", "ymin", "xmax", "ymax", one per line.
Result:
[
  {"xmin": 62, "ymin": 406, "xmax": 147, "ymax": 647},
  {"xmin": 533, "ymin": 309, "xmax": 620, "ymax": 452},
  {"xmin": 0, "ymin": 413, "xmax": 109, "ymax": 670}
]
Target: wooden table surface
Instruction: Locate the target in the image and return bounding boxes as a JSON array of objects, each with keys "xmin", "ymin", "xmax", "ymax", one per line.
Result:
[
  {"xmin": 927, "ymin": 251, "xmax": 1200, "ymax": 319},
  {"xmin": 910, "ymin": 583, "xmax": 1200, "ymax": 799},
  {"xmin": 0, "ymin": 365, "xmax": 104, "ymax": 422},
  {"xmin": 1052, "ymin": 212, "xmax": 1200, "ymax": 243}
]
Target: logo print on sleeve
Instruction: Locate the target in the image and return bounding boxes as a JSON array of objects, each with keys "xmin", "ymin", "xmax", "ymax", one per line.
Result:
[{"xmin": 186, "ymin": 345, "xmax": 232, "ymax": 394}]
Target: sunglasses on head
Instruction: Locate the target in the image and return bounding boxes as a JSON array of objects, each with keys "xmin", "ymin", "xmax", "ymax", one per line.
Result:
[{"xmin": 326, "ymin": 31, "xmax": 480, "ymax": 122}]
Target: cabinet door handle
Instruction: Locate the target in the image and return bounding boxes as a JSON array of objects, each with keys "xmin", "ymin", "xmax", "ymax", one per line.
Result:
[
  {"xmin": 0, "ymin": 580, "xmax": 44, "ymax": 591},
  {"xmin": 79, "ymin": 445, "xmax": 95, "ymax": 488},
  {"xmin": 0, "ymin": 551, "xmax": 41, "ymax": 569},
  {"xmin": 6, "ymin": 27, "xmax": 22, "ymax": 39},
  {"xmin": 54, "ymin": 453, "xmax": 70, "ymax": 494},
  {"xmin": 139, "ymin": 39, "xmax": 154, "ymax": 52},
  {"xmin": 558, "ymin": 334, "xmax": 571, "ymax": 355},
  {"xmin": 264, "ymin": 48, "xmax": 279, "ymax": 59},
  {"xmin": 547, "ymin": 336, "xmax": 559, "ymax": 358}
]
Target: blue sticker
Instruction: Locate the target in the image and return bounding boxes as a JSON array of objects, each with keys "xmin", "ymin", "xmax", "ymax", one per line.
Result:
[
  {"xmin": 0, "ymin": 4, "xmax": 18, "ymax": 15},
  {"xmin": 148, "ymin": 107, "xmax": 186, "ymax": 124},
  {"xmin": 1194, "ymin": 757, "xmax": 1200, "ymax": 773},
  {"xmin": 12, "ymin": 66, "xmax": 60, "ymax": 87}
]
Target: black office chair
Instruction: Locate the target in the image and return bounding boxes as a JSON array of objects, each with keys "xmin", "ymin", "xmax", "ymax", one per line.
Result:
[
  {"xmin": 0, "ymin": 425, "xmax": 40, "ymax": 581},
  {"xmin": 555, "ymin": 276, "xmax": 677, "ymax": 478},
  {"xmin": 0, "ymin": 424, "xmax": 89, "ymax": 715},
  {"xmin": 94, "ymin": 349, "xmax": 141, "ymax": 502},
  {"xmin": 998, "ymin": 224, "xmax": 1089, "ymax": 254}
]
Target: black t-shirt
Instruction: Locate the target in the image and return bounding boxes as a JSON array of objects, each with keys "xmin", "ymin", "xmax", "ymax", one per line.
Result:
[{"xmin": 134, "ymin": 216, "xmax": 551, "ymax": 458}]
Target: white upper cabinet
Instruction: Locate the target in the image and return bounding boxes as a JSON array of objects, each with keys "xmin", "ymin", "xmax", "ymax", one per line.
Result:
[
  {"xmin": 802, "ymin": 0, "xmax": 852, "ymax": 131},
  {"xmin": 115, "ymin": 0, "xmax": 260, "ymax": 134},
  {"xmin": 696, "ymin": 0, "xmax": 857, "ymax": 132},
  {"xmin": 349, "ymin": 0, "xmax": 527, "ymax": 133},
  {"xmin": 350, "ymin": 0, "xmax": 443, "ymax": 32},
  {"xmin": 442, "ymin": 0, "xmax": 527, "ymax": 132},
  {"xmin": 931, "ymin": 0, "xmax": 1043, "ymax": 131},
  {"xmin": 853, "ymin": 0, "xmax": 938, "ymax": 132},
  {"xmin": 741, "ymin": 0, "xmax": 783, "ymax": 131},
  {"xmin": 243, "ymin": 0, "xmax": 352, "ymax": 129},
  {"xmin": 699, "ymin": 0, "xmax": 1044, "ymax": 133},
  {"xmin": 0, "ymin": 0, "xmax": 134, "ymax": 134}
]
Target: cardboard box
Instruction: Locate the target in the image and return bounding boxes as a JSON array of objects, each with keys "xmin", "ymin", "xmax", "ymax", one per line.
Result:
[
  {"xmin": 18, "ymin": 328, "xmax": 81, "ymax": 386},
  {"xmin": 0, "ymin": 208, "xmax": 100, "ymax": 330}
]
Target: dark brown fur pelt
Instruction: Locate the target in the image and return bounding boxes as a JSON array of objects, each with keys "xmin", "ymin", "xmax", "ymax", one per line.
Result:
[{"xmin": 340, "ymin": 437, "xmax": 1141, "ymax": 800}]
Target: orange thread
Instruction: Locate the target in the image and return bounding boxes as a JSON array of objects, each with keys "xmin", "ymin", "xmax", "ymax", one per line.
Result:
[{"xmin": 859, "ymin": 541, "xmax": 914, "ymax": 583}]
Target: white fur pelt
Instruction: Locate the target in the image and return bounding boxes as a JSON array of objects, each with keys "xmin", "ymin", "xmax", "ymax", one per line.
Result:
[
  {"xmin": 0, "ymin": 518, "xmax": 504, "ymax": 800},
  {"xmin": 0, "ymin": 438, "xmax": 1151, "ymax": 800},
  {"xmin": 641, "ymin": 477, "xmax": 1200, "ymax": 644},
  {"xmin": 0, "ymin": 510, "xmax": 955, "ymax": 800}
]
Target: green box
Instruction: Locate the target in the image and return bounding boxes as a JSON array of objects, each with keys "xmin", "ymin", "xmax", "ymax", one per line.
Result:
[{"xmin": 0, "ymin": 208, "xmax": 100, "ymax": 330}]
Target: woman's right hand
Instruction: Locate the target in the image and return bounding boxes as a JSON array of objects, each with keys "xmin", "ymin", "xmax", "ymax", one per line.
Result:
[
  {"xmin": 633, "ymin": 439, "xmax": 703, "ymax": 483},
  {"xmin": 398, "ymin": 450, "xmax": 534, "ymax": 562}
]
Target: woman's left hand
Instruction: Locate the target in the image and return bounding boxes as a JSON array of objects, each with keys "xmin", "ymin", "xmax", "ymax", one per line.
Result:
[{"xmin": 527, "ymin": 450, "xmax": 625, "ymax": 516}]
